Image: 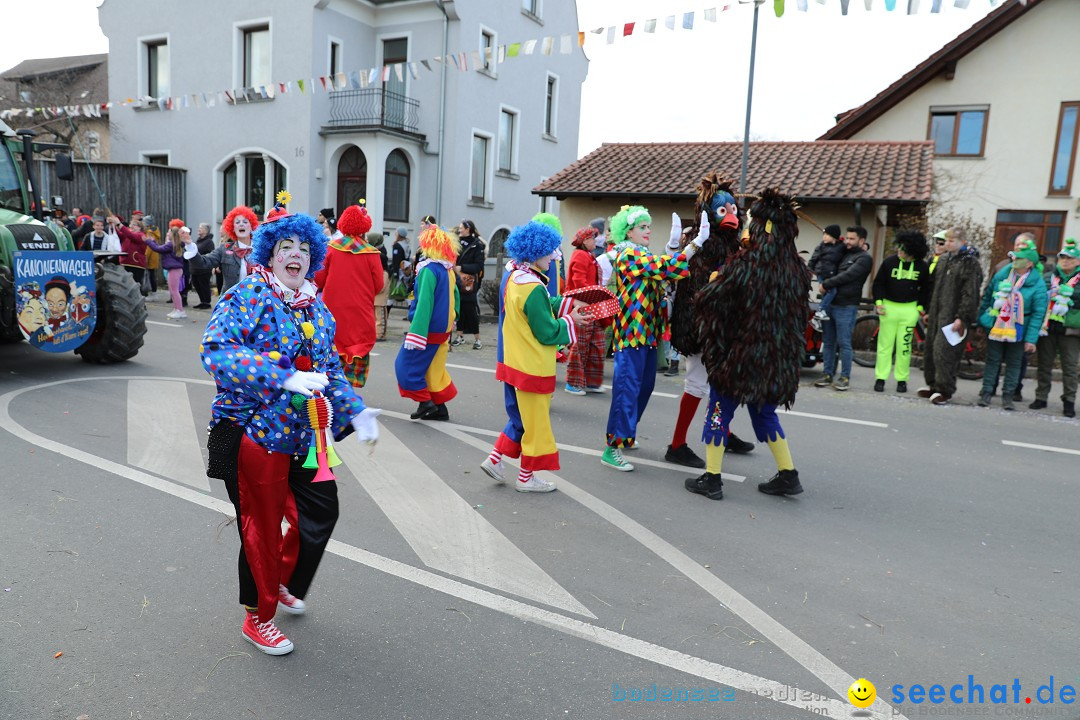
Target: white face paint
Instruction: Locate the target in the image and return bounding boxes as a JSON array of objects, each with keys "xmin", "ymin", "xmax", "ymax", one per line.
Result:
[
  {"xmin": 271, "ymin": 235, "xmax": 311, "ymax": 291},
  {"xmin": 233, "ymin": 215, "xmax": 252, "ymax": 242},
  {"xmin": 626, "ymin": 223, "xmax": 651, "ymax": 246}
]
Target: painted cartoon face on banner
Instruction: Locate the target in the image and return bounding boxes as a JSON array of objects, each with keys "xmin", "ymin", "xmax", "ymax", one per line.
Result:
[{"xmin": 13, "ymin": 251, "xmax": 97, "ymax": 352}]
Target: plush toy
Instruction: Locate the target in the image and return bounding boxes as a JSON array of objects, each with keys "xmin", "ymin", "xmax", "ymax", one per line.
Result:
[
  {"xmin": 1050, "ymin": 284, "xmax": 1074, "ymax": 323},
  {"xmin": 991, "ymin": 279, "xmax": 1012, "ymax": 316}
]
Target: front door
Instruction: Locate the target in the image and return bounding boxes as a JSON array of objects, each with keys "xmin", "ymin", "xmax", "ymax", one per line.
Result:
[{"xmin": 336, "ymin": 146, "xmax": 367, "ymax": 212}]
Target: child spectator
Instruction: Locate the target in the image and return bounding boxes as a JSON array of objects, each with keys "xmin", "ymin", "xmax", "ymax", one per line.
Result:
[{"xmin": 808, "ymin": 224, "xmax": 845, "ymax": 327}]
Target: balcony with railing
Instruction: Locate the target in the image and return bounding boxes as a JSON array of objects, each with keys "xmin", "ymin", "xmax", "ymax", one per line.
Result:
[{"xmin": 323, "ymin": 88, "xmax": 423, "ymax": 139}]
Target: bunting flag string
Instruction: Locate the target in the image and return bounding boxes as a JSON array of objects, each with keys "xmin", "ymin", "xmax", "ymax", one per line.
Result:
[{"xmin": 0, "ymin": 0, "xmax": 1024, "ymax": 122}]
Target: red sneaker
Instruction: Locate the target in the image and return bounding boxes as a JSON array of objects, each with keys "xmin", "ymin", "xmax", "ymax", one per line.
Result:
[
  {"xmin": 242, "ymin": 613, "xmax": 294, "ymax": 655},
  {"xmin": 278, "ymin": 585, "xmax": 306, "ymax": 616}
]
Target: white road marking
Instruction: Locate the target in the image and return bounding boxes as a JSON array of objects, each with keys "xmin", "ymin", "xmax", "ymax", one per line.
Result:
[
  {"xmin": 426, "ymin": 416, "xmax": 901, "ymax": 720},
  {"xmin": 146, "ymin": 320, "xmax": 180, "ymax": 328},
  {"xmin": 0, "ymin": 377, "xmax": 906, "ymax": 720},
  {"xmin": 126, "ymin": 379, "xmax": 210, "ymax": 491},
  {"xmin": 334, "ymin": 425, "xmax": 595, "ymax": 617},
  {"xmin": 1002, "ymin": 440, "xmax": 1080, "ymax": 456},
  {"xmin": 446, "ymin": 361, "xmax": 496, "ymax": 374}
]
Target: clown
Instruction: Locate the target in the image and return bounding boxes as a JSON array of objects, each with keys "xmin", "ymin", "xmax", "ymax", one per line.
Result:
[
  {"xmin": 688, "ymin": 188, "xmax": 812, "ymax": 500},
  {"xmin": 665, "ymin": 174, "xmax": 756, "ymax": 469},
  {"xmin": 17, "ymin": 285, "xmax": 48, "ymax": 341},
  {"xmin": 184, "ymin": 205, "xmax": 260, "ymax": 292},
  {"xmin": 313, "ymin": 201, "xmax": 384, "ymax": 388},
  {"xmin": 199, "ymin": 199, "xmax": 380, "ymax": 656},
  {"xmin": 480, "ymin": 221, "xmax": 586, "ymax": 492},
  {"xmin": 69, "ymin": 282, "xmax": 93, "ymax": 325},
  {"xmin": 394, "ymin": 224, "xmax": 461, "ymax": 421},
  {"xmin": 43, "ymin": 276, "xmax": 71, "ymax": 331},
  {"xmin": 599, "ymin": 204, "xmax": 709, "ymax": 471}
]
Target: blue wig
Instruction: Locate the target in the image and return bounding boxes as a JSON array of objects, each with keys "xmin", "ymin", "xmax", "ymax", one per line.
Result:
[
  {"xmin": 251, "ymin": 214, "xmax": 328, "ymax": 277},
  {"xmin": 505, "ymin": 221, "xmax": 562, "ymax": 263}
]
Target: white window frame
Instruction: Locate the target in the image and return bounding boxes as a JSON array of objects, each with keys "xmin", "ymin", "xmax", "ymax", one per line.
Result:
[
  {"xmin": 137, "ymin": 33, "xmax": 170, "ymax": 99},
  {"xmin": 233, "ymin": 18, "xmax": 273, "ymax": 90},
  {"xmin": 478, "ymin": 25, "xmax": 497, "ymax": 78},
  {"xmin": 469, "ymin": 129, "xmax": 494, "ymax": 205},
  {"xmin": 497, "ymin": 105, "xmax": 520, "ymax": 177},
  {"xmin": 328, "ymin": 36, "xmax": 343, "ymax": 79},
  {"xmin": 522, "ymin": 0, "xmax": 543, "ymax": 23},
  {"xmin": 543, "ymin": 72, "xmax": 559, "ymax": 141},
  {"xmin": 140, "ymin": 150, "xmax": 171, "ymax": 166},
  {"xmin": 376, "ymin": 32, "xmax": 412, "ymax": 97}
]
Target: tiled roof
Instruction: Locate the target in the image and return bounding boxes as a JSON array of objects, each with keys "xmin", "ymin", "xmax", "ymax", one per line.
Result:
[
  {"xmin": 819, "ymin": 0, "xmax": 1041, "ymax": 140},
  {"xmin": 534, "ymin": 141, "xmax": 934, "ymax": 204},
  {"xmin": 1, "ymin": 54, "xmax": 108, "ymax": 80}
]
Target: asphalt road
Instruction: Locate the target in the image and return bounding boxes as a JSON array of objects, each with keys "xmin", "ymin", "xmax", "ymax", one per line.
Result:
[{"xmin": 1, "ymin": 299, "xmax": 1078, "ymax": 720}]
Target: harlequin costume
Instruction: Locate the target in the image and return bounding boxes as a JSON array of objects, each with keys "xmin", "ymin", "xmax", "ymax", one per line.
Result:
[
  {"xmin": 480, "ymin": 222, "xmax": 577, "ymax": 492},
  {"xmin": 313, "ymin": 202, "xmax": 384, "ymax": 388},
  {"xmin": 601, "ymin": 205, "xmax": 708, "ymax": 472},
  {"xmin": 200, "ymin": 199, "xmax": 379, "ymax": 655},
  {"xmin": 564, "ymin": 226, "xmax": 607, "ymax": 393},
  {"xmin": 394, "ymin": 225, "xmax": 460, "ymax": 421},
  {"xmin": 666, "ymin": 175, "xmax": 756, "ymax": 469},
  {"xmin": 687, "ymin": 188, "xmax": 812, "ymax": 501}
]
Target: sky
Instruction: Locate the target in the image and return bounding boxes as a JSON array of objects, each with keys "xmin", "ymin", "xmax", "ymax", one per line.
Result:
[{"xmin": 2, "ymin": 0, "xmax": 998, "ymax": 157}]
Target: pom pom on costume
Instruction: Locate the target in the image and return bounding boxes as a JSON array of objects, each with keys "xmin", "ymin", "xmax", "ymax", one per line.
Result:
[
  {"xmin": 337, "ymin": 202, "xmax": 373, "ymax": 238},
  {"xmin": 250, "ymin": 212, "xmax": 327, "ymax": 277},
  {"xmin": 991, "ymin": 279, "xmax": 1012, "ymax": 315},
  {"xmin": 505, "ymin": 221, "xmax": 562, "ymax": 263},
  {"xmin": 418, "ymin": 225, "xmax": 461, "ymax": 264},
  {"xmin": 220, "ymin": 206, "xmax": 259, "ymax": 242},
  {"xmin": 610, "ymin": 205, "xmax": 652, "ymax": 244}
]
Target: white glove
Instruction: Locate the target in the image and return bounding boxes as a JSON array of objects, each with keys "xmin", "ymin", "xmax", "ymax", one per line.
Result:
[
  {"xmin": 351, "ymin": 408, "xmax": 381, "ymax": 444},
  {"xmin": 668, "ymin": 212, "xmax": 683, "ymax": 250},
  {"xmin": 690, "ymin": 211, "xmax": 710, "ymax": 249},
  {"xmin": 282, "ymin": 370, "xmax": 329, "ymax": 397}
]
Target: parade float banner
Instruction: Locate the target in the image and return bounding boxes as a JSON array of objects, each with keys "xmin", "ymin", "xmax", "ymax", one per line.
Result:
[{"xmin": 14, "ymin": 251, "xmax": 97, "ymax": 352}]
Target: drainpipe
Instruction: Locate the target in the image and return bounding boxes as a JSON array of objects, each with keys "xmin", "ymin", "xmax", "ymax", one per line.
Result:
[{"xmin": 434, "ymin": 0, "xmax": 453, "ymax": 221}]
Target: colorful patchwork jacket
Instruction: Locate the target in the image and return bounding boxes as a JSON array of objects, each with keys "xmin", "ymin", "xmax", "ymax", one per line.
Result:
[{"xmin": 611, "ymin": 245, "xmax": 691, "ymax": 350}]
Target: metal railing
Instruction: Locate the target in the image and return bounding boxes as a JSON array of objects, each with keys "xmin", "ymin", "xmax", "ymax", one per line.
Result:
[{"xmin": 326, "ymin": 88, "xmax": 421, "ymax": 134}]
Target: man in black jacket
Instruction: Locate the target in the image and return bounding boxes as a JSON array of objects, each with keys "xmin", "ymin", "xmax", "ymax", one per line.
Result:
[
  {"xmin": 814, "ymin": 226, "xmax": 872, "ymax": 391},
  {"xmin": 189, "ymin": 223, "xmax": 216, "ymax": 309}
]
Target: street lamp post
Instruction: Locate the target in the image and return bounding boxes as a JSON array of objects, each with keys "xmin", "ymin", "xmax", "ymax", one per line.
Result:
[{"xmin": 739, "ymin": 0, "xmax": 766, "ymax": 203}]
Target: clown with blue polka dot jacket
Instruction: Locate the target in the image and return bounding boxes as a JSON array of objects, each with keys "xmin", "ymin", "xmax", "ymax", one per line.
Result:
[{"xmin": 198, "ymin": 206, "xmax": 380, "ymax": 657}]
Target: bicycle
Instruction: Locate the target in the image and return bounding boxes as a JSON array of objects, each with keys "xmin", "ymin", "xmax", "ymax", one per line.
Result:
[{"xmin": 850, "ymin": 311, "xmax": 983, "ymax": 380}]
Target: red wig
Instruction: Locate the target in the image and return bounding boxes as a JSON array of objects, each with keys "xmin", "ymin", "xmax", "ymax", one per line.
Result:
[
  {"xmin": 220, "ymin": 206, "xmax": 259, "ymax": 242},
  {"xmin": 168, "ymin": 218, "xmax": 184, "ymax": 229},
  {"xmin": 337, "ymin": 205, "xmax": 373, "ymax": 238}
]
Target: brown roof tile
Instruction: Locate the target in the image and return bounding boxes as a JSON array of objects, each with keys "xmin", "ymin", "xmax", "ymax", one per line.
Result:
[{"xmin": 534, "ymin": 141, "xmax": 934, "ymax": 204}]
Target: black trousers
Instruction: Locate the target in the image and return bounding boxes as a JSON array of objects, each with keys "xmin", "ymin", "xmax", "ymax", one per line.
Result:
[
  {"xmin": 457, "ymin": 292, "xmax": 480, "ymax": 335},
  {"xmin": 191, "ymin": 272, "xmax": 212, "ymax": 305}
]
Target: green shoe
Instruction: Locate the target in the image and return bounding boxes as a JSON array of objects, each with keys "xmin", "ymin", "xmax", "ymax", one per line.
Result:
[
  {"xmin": 601, "ymin": 446, "xmax": 634, "ymax": 472},
  {"xmin": 832, "ymin": 376, "xmax": 850, "ymax": 391}
]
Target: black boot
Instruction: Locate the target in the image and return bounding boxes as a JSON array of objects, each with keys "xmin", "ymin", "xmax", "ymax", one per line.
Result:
[
  {"xmin": 758, "ymin": 469, "xmax": 803, "ymax": 496},
  {"xmin": 726, "ymin": 433, "xmax": 755, "ymax": 455},
  {"xmin": 685, "ymin": 472, "xmax": 723, "ymax": 500},
  {"xmin": 665, "ymin": 444, "xmax": 705, "ymax": 468},
  {"xmin": 427, "ymin": 403, "xmax": 450, "ymax": 421},
  {"xmin": 410, "ymin": 400, "xmax": 436, "ymax": 420},
  {"xmin": 1065, "ymin": 401, "xmax": 1075, "ymax": 419}
]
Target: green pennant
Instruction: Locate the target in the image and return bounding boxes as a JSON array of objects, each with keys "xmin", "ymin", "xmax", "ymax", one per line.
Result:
[
  {"xmin": 774, "ymin": 0, "xmax": 785, "ymax": 16},
  {"xmin": 298, "ymin": 79, "xmax": 305, "ymax": 94},
  {"xmin": 507, "ymin": 42, "xmax": 521, "ymax": 58}
]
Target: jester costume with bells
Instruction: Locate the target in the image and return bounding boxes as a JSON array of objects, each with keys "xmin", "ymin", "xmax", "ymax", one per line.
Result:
[
  {"xmin": 313, "ymin": 202, "xmax": 384, "ymax": 388},
  {"xmin": 481, "ymin": 221, "xmax": 579, "ymax": 493},
  {"xmin": 666, "ymin": 174, "xmax": 756, "ymax": 469},
  {"xmin": 687, "ymin": 188, "xmax": 812, "ymax": 500},
  {"xmin": 394, "ymin": 225, "xmax": 460, "ymax": 421},
  {"xmin": 200, "ymin": 200, "xmax": 380, "ymax": 655},
  {"xmin": 601, "ymin": 204, "xmax": 709, "ymax": 472}
]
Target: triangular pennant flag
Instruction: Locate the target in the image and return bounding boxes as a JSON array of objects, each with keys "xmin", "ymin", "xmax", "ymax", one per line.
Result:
[
  {"xmin": 797, "ymin": 0, "xmax": 808, "ymax": 9},
  {"xmin": 335, "ymin": 72, "xmax": 347, "ymax": 89},
  {"xmin": 383, "ymin": 65, "xmax": 391, "ymax": 81},
  {"xmin": 907, "ymin": 0, "xmax": 920, "ymax": 13},
  {"xmin": 953, "ymin": 0, "xmax": 970, "ymax": 6},
  {"xmin": 522, "ymin": 39, "xmax": 537, "ymax": 55},
  {"xmin": 606, "ymin": 26, "xmax": 615, "ymax": 44},
  {"xmin": 278, "ymin": 82, "xmax": 286, "ymax": 93},
  {"xmin": 470, "ymin": 50, "xmax": 482, "ymax": 68},
  {"xmin": 560, "ymin": 35, "xmax": 572, "ymax": 54},
  {"xmin": 577, "ymin": 31, "xmax": 585, "ymax": 46},
  {"xmin": 773, "ymin": 1, "xmax": 784, "ymax": 16},
  {"xmin": 704, "ymin": 7, "xmax": 717, "ymax": 21},
  {"xmin": 623, "ymin": 22, "xmax": 635, "ymax": 36},
  {"xmin": 682, "ymin": 11, "xmax": 694, "ymax": 29},
  {"xmin": 158, "ymin": 97, "xmax": 167, "ymax": 110},
  {"xmin": 840, "ymin": 0, "xmax": 849, "ymax": 13},
  {"xmin": 298, "ymin": 79, "xmax": 305, "ymax": 94},
  {"xmin": 208, "ymin": 94, "xmax": 216, "ymax": 107},
  {"xmin": 319, "ymin": 76, "xmax": 327, "ymax": 91},
  {"xmin": 421, "ymin": 59, "xmax": 432, "ymax": 71},
  {"xmin": 458, "ymin": 51, "xmax": 468, "ymax": 70},
  {"xmin": 644, "ymin": 18, "xmax": 657, "ymax": 32},
  {"xmin": 507, "ymin": 42, "xmax": 521, "ymax": 57},
  {"xmin": 590, "ymin": 27, "xmax": 604, "ymax": 34},
  {"xmin": 395, "ymin": 63, "xmax": 403, "ymax": 82},
  {"xmin": 665, "ymin": 15, "xmax": 676, "ymax": 30},
  {"xmin": 931, "ymin": 0, "xmax": 942, "ymax": 11},
  {"xmin": 885, "ymin": 0, "xmax": 896, "ymax": 7},
  {"xmin": 541, "ymin": 37, "xmax": 554, "ymax": 55},
  {"xmin": 368, "ymin": 68, "xmax": 379, "ymax": 84},
  {"xmin": 408, "ymin": 63, "xmax": 419, "ymax": 80}
]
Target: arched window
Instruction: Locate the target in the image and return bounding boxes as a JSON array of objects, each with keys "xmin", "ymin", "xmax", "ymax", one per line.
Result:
[
  {"xmin": 384, "ymin": 149, "xmax": 410, "ymax": 223},
  {"xmin": 337, "ymin": 146, "xmax": 367, "ymax": 212},
  {"xmin": 488, "ymin": 227, "xmax": 509, "ymax": 261}
]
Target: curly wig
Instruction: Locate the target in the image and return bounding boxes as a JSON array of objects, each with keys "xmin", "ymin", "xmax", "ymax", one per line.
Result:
[
  {"xmin": 894, "ymin": 230, "xmax": 929, "ymax": 262},
  {"xmin": 220, "ymin": 206, "xmax": 259, "ymax": 242},
  {"xmin": 531, "ymin": 212, "xmax": 563, "ymax": 238},
  {"xmin": 250, "ymin": 214, "xmax": 327, "ymax": 278},
  {"xmin": 610, "ymin": 205, "xmax": 651, "ymax": 244},
  {"xmin": 419, "ymin": 226, "xmax": 461, "ymax": 263},
  {"xmin": 506, "ymin": 221, "xmax": 562, "ymax": 263},
  {"xmin": 337, "ymin": 205, "xmax": 373, "ymax": 238}
]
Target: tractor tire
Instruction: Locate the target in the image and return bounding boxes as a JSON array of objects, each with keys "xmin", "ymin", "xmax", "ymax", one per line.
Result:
[{"xmin": 75, "ymin": 263, "xmax": 148, "ymax": 364}]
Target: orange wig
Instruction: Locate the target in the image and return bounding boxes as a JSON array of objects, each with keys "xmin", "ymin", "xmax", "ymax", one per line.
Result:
[
  {"xmin": 220, "ymin": 206, "xmax": 259, "ymax": 242},
  {"xmin": 419, "ymin": 226, "xmax": 461, "ymax": 264}
]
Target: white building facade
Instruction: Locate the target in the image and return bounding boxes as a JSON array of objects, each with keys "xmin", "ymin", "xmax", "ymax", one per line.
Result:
[{"xmin": 99, "ymin": 0, "xmax": 586, "ymax": 249}]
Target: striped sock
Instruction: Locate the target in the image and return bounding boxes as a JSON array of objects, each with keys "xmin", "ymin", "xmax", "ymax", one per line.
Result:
[
  {"xmin": 517, "ymin": 469, "xmax": 534, "ymax": 484},
  {"xmin": 488, "ymin": 449, "xmax": 503, "ymax": 465}
]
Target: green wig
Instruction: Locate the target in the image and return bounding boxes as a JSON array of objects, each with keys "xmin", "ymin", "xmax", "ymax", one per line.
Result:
[
  {"xmin": 531, "ymin": 212, "xmax": 563, "ymax": 238},
  {"xmin": 610, "ymin": 205, "xmax": 651, "ymax": 244}
]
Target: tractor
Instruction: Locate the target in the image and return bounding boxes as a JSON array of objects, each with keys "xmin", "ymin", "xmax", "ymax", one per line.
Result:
[{"xmin": 0, "ymin": 120, "xmax": 147, "ymax": 362}]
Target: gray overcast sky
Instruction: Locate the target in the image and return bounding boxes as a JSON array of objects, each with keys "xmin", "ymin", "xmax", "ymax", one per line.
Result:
[{"xmin": 4, "ymin": 0, "xmax": 996, "ymax": 156}]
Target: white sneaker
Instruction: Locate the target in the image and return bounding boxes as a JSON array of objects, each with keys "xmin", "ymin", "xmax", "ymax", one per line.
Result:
[
  {"xmin": 480, "ymin": 457, "xmax": 505, "ymax": 484},
  {"xmin": 516, "ymin": 475, "xmax": 556, "ymax": 493},
  {"xmin": 277, "ymin": 585, "xmax": 306, "ymax": 616},
  {"xmin": 174, "ymin": 311, "xmax": 187, "ymax": 319},
  {"xmin": 165, "ymin": 310, "xmax": 179, "ymax": 319}
]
